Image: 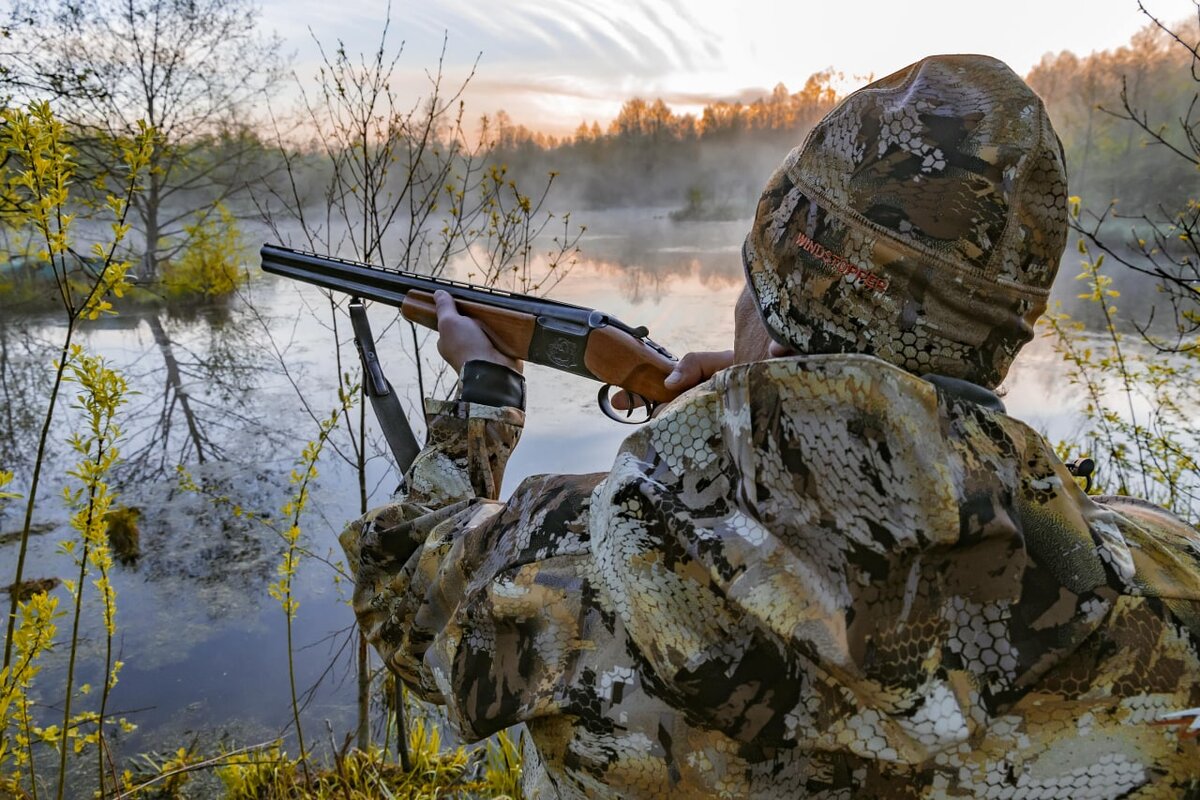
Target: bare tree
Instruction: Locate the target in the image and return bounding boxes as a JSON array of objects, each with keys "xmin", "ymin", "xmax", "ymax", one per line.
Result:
[
  {"xmin": 257, "ymin": 24, "xmax": 580, "ymax": 510},
  {"xmin": 5, "ymin": 0, "xmax": 286, "ymax": 278},
  {"xmin": 255, "ymin": 18, "xmax": 581, "ymax": 757},
  {"xmin": 1072, "ymin": 1, "xmax": 1200, "ymax": 352}
]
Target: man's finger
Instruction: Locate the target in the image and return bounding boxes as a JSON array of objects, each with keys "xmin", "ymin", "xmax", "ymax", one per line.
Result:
[
  {"xmin": 663, "ymin": 350, "xmax": 735, "ymax": 390},
  {"xmin": 768, "ymin": 340, "xmax": 797, "ymax": 358},
  {"xmin": 609, "ymin": 390, "xmax": 648, "ymax": 412}
]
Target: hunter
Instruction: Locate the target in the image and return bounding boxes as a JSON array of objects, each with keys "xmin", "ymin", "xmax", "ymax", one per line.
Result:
[{"xmin": 341, "ymin": 54, "xmax": 1200, "ymax": 798}]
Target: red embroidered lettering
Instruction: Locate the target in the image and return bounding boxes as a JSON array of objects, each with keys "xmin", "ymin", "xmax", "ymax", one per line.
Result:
[{"xmin": 794, "ymin": 231, "xmax": 889, "ymax": 295}]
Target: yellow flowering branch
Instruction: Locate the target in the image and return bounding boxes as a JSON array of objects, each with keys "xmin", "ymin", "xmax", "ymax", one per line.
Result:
[
  {"xmin": 55, "ymin": 347, "xmax": 131, "ymax": 800},
  {"xmin": 0, "ymin": 589, "xmax": 60, "ymax": 794},
  {"xmin": 2, "ymin": 105, "xmax": 153, "ymax": 678},
  {"xmin": 267, "ymin": 400, "xmax": 351, "ymax": 785},
  {"xmin": 1045, "ymin": 197, "xmax": 1200, "ymax": 515}
]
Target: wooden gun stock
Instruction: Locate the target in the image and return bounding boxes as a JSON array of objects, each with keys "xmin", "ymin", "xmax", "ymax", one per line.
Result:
[
  {"xmin": 582, "ymin": 324, "xmax": 678, "ymax": 403},
  {"xmin": 401, "ymin": 290, "xmax": 679, "ymax": 404}
]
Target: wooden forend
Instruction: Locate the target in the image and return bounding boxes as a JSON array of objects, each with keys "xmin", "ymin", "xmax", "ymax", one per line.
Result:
[{"xmin": 400, "ymin": 290, "xmax": 537, "ymax": 361}]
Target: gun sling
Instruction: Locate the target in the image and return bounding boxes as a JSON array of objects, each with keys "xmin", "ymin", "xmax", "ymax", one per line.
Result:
[{"xmin": 348, "ymin": 298, "xmax": 423, "ymax": 476}]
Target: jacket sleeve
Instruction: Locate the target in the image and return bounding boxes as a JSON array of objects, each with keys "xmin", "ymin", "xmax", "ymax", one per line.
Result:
[
  {"xmin": 340, "ymin": 397, "xmax": 606, "ymax": 741},
  {"xmin": 340, "ymin": 398, "xmax": 523, "ymax": 704}
]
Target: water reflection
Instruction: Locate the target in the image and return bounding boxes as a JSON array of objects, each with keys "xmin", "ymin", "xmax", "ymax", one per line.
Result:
[
  {"xmin": 574, "ymin": 208, "xmax": 748, "ymax": 282},
  {"xmin": 0, "ymin": 319, "xmax": 55, "ymax": 477},
  {"xmin": 0, "ymin": 291, "xmax": 347, "ymax": 773},
  {"xmin": 119, "ymin": 310, "xmax": 273, "ymax": 480}
]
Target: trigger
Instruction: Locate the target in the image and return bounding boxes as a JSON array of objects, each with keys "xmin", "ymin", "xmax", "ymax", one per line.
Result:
[{"xmin": 597, "ymin": 384, "xmax": 655, "ymax": 425}]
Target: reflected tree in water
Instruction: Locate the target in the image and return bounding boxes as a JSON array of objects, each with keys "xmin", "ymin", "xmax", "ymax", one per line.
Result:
[
  {"xmin": 117, "ymin": 310, "xmax": 271, "ymax": 482},
  {"xmin": 0, "ymin": 320, "xmax": 53, "ymax": 483}
]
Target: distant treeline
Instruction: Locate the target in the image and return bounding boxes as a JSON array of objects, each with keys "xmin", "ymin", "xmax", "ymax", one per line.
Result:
[
  {"xmin": 487, "ymin": 72, "xmax": 842, "ymax": 215},
  {"xmin": 489, "ymin": 20, "xmax": 1200, "ymax": 221},
  {"xmin": 1028, "ymin": 20, "xmax": 1200, "ymax": 213}
]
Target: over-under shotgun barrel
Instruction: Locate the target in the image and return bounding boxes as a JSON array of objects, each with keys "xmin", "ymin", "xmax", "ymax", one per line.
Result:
[{"xmin": 260, "ymin": 244, "xmax": 679, "ymax": 404}]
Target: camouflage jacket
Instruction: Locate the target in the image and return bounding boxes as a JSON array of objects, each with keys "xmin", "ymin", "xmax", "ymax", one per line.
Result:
[{"xmin": 341, "ymin": 354, "xmax": 1200, "ymax": 799}]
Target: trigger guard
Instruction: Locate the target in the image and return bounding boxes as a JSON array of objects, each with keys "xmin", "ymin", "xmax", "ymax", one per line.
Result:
[{"xmin": 597, "ymin": 384, "xmax": 655, "ymax": 425}]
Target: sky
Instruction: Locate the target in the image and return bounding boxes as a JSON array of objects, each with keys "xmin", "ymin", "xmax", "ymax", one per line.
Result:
[{"xmin": 258, "ymin": 0, "xmax": 1200, "ymax": 136}]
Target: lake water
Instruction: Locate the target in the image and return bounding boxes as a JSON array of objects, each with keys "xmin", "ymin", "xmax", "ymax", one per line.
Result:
[{"xmin": 0, "ymin": 208, "xmax": 1107, "ymax": 782}]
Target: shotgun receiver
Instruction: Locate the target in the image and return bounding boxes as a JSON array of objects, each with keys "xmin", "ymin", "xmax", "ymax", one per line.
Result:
[{"xmin": 260, "ymin": 244, "xmax": 679, "ymax": 423}]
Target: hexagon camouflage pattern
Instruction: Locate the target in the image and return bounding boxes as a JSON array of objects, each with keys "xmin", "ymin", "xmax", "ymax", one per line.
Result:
[
  {"xmin": 342, "ymin": 358, "xmax": 1200, "ymax": 798},
  {"xmin": 744, "ymin": 54, "xmax": 1068, "ymax": 389}
]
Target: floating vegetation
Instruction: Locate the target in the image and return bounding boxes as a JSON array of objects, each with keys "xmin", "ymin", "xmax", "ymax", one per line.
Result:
[
  {"xmin": 105, "ymin": 505, "xmax": 142, "ymax": 564},
  {"xmin": 2, "ymin": 575, "xmax": 60, "ymax": 601}
]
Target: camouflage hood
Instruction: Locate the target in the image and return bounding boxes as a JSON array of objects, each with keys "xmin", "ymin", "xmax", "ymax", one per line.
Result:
[{"xmin": 744, "ymin": 54, "xmax": 1069, "ymax": 388}]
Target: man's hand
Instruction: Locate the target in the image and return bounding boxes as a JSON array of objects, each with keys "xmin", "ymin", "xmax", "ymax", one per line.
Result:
[
  {"xmin": 611, "ymin": 350, "xmax": 735, "ymax": 412},
  {"xmin": 434, "ymin": 290, "xmax": 523, "ymax": 373},
  {"xmin": 664, "ymin": 350, "xmax": 736, "ymax": 391}
]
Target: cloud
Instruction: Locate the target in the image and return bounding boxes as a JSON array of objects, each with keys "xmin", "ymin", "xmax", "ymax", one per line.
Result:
[
  {"xmin": 408, "ymin": 0, "xmax": 720, "ymax": 76},
  {"xmin": 472, "ymin": 75, "xmax": 774, "ymax": 107}
]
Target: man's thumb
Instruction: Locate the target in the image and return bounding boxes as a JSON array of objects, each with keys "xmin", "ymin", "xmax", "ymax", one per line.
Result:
[{"xmin": 433, "ymin": 289, "xmax": 458, "ymax": 320}]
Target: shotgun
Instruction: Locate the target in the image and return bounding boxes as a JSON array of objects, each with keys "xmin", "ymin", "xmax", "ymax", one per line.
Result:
[{"xmin": 260, "ymin": 244, "xmax": 679, "ymax": 425}]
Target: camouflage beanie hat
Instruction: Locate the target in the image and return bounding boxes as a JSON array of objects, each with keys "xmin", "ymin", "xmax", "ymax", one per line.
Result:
[{"xmin": 743, "ymin": 54, "xmax": 1068, "ymax": 388}]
